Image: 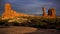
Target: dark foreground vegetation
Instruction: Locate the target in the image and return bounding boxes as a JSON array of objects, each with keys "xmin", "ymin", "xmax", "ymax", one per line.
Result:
[{"xmin": 0, "ymin": 17, "xmax": 60, "ymax": 29}]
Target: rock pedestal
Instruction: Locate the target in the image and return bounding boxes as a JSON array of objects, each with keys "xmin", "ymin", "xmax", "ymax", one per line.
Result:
[{"xmin": 42, "ymin": 7, "xmax": 47, "ymax": 18}]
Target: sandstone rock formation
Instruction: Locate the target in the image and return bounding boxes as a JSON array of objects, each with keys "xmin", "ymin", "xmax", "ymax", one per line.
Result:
[
  {"xmin": 42, "ymin": 7, "xmax": 47, "ymax": 18},
  {"xmin": 48, "ymin": 8, "xmax": 52, "ymax": 16},
  {"xmin": 48, "ymin": 8, "xmax": 55, "ymax": 18},
  {"xmin": 1, "ymin": 3, "xmax": 56, "ymax": 19},
  {"xmin": 42, "ymin": 7, "xmax": 56, "ymax": 18},
  {"xmin": 51, "ymin": 8, "xmax": 55, "ymax": 17},
  {"xmin": 2, "ymin": 3, "xmax": 29, "ymax": 19}
]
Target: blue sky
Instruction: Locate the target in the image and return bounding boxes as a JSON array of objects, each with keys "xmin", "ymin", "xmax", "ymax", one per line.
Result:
[{"xmin": 0, "ymin": 0, "xmax": 60, "ymax": 15}]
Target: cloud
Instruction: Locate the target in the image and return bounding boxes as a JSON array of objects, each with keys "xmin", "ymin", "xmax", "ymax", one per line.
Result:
[
  {"xmin": 1, "ymin": 0, "xmax": 60, "ymax": 15},
  {"xmin": 7, "ymin": 0, "xmax": 52, "ymax": 14}
]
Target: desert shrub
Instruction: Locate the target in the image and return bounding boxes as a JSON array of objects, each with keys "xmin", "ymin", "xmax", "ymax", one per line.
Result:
[
  {"xmin": 56, "ymin": 18, "xmax": 60, "ymax": 25},
  {"xmin": 24, "ymin": 18, "xmax": 57, "ymax": 28},
  {"xmin": 0, "ymin": 19, "xmax": 9, "ymax": 25},
  {"xmin": 55, "ymin": 18, "xmax": 60, "ymax": 29},
  {"xmin": 0, "ymin": 20, "xmax": 5, "ymax": 25},
  {"xmin": 40, "ymin": 18, "xmax": 57, "ymax": 28},
  {"xmin": 13, "ymin": 21, "xmax": 20, "ymax": 26},
  {"xmin": 0, "ymin": 17, "xmax": 60, "ymax": 29},
  {"xmin": 29, "ymin": 18, "xmax": 39, "ymax": 27}
]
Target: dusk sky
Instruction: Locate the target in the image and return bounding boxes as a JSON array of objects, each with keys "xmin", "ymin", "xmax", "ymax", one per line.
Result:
[{"xmin": 0, "ymin": 0, "xmax": 60, "ymax": 15}]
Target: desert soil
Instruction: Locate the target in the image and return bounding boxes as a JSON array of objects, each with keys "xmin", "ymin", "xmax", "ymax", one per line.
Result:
[{"xmin": 0, "ymin": 26, "xmax": 60, "ymax": 34}]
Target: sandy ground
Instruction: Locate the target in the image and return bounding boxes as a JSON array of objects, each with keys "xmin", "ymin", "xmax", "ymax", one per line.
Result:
[{"xmin": 0, "ymin": 26, "xmax": 60, "ymax": 34}]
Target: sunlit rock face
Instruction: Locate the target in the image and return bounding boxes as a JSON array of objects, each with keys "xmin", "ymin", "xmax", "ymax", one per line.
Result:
[
  {"xmin": 48, "ymin": 8, "xmax": 56, "ymax": 18},
  {"xmin": 2, "ymin": 3, "xmax": 29, "ymax": 19}
]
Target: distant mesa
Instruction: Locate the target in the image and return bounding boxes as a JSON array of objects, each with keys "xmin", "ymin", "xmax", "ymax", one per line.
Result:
[{"xmin": 1, "ymin": 3, "xmax": 56, "ymax": 19}]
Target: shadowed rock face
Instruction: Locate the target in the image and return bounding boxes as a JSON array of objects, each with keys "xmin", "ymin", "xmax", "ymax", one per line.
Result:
[
  {"xmin": 48, "ymin": 9, "xmax": 52, "ymax": 16},
  {"xmin": 48, "ymin": 8, "xmax": 56, "ymax": 18}
]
